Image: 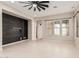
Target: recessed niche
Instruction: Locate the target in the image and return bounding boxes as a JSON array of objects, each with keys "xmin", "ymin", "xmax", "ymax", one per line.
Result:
[{"xmin": 2, "ymin": 13, "xmax": 28, "ymax": 45}]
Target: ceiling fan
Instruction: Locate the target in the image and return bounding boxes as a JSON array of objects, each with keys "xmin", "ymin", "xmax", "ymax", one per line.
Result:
[{"xmin": 19, "ymin": 1, "xmax": 49, "ymax": 11}]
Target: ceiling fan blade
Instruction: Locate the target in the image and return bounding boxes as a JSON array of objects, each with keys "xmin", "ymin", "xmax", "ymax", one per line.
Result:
[
  {"xmin": 40, "ymin": 4, "xmax": 49, "ymax": 8},
  {"xmin": 34, "ymin": 7, "xmax": 36, "ymax": 11},
  {"xmin": 37, "ymin": 6, "xmax": 41, "ymax": 11},
  {"xmin": 28, "ymin": 5, "xmax": 33, "ymax": 10},
  {"xmin": 38, "ymin": 4, "xmax": 45, "ymax": 10},
  {"xmin": 39, "ymin": 1, "xmax": 49, "ymax": 3},
  {"xmin": 23, "ymin": 5, "xmax": 30, "ymax": 7}
]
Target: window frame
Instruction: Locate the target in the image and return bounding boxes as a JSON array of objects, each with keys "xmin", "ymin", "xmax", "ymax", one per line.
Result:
[
  {"xmin": 53, "ymin": 19, "xmax": 69, "ymax": 36},
  {"xmin": 53, "ymin": 20, "xmax": 61, "ymax": 36}
]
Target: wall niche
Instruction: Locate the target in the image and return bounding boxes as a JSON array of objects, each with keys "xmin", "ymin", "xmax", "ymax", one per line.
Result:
[{"xmin": 2, "ymin": 13, "xmax": 28, "ymax": 45}]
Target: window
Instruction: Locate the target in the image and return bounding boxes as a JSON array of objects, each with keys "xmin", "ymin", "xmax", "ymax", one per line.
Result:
[
  {"xmin": 54, "ymin": 20, "xmax": 69, "ymax": 36},
  {"xmin": 54, "ymin": 21, "xmax": 60, "ymax": 35},
  {"xmin": 46, "ymin": 21, "xmax": 53, "ymax": 34},
  {"xmin": 62, "ymin": 20, "xmax": 69, "ymax": 36}
]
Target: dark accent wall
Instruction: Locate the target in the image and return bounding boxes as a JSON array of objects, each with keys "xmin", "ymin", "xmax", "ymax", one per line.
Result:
[{"xmin": 2, "ymin": 13, "xmax": 28, "ymax": 45}]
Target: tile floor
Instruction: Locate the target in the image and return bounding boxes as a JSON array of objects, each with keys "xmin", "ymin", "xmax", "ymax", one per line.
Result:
[{"xmin": 0, "ymin": 39, "xmax": 79, "ymax": 58}]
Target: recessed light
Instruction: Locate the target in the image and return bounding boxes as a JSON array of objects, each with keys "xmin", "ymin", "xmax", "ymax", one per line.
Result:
[{"xmin": 11, "ymin": 1, "xmax": 15, "ymax": 3}]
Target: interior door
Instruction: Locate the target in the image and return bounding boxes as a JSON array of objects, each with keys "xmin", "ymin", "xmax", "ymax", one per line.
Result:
[{"xmin": 37, "ymin": 21, "xmax": 43, "ymax": 39}]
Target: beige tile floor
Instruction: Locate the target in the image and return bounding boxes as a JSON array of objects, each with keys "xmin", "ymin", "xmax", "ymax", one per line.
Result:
[{"xmin": 1, "ymin": 39, "xmax": 79, "ymax": 58}]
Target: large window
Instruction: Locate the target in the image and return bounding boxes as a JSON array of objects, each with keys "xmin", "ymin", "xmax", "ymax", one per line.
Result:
[
  {"xmin": 54, "ymin": 21, "xmax": 60, "ymax": 35},
  {"xmin": 54, "ymin": 20, "xmax": 69, "ymax": 36},
  {"xmin": 62, "ymin": 20, "xmax": 69, "ymax": 36},
  {"xmin": 46, "ymin": 21, "xmax": 53, "ymax": 35}
]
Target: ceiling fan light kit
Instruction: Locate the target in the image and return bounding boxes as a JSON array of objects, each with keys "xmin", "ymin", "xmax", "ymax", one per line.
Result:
[{"xmin": 19, "ymin": 1, "xmax": 49, "ymax": 12}]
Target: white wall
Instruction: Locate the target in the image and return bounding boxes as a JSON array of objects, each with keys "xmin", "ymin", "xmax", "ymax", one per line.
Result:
[
  {"xmin": 36, "ymin": 12, "xmax": 74, "ymax": 40},
  {"xmin": 0, "ymin": 3, "xmax": 32, "ymax": 20},
  {"xmin": 35, "ymin": 12, "xmax": 73, "ymax": 20},
  {"xmin": 0, "ymin": 2, "xmax": 77, "ymax": 46},
  {"xmin": 31, "ymin": 19, "xmax": 37, "ymax": 40},
  {"xmin": 0, "ymin": 2, "xmax": 34, "ymax": 46},
  {"xmin": 0, "ymin": 7, "xmax": 2, "ymax": 47},
  {"xmin": 73, "ymin": 7, "xmax": 79, "ymax": 48},
  {"xmin": 28, "ymin": 20, "xmax": 32, "ymax": 40}
]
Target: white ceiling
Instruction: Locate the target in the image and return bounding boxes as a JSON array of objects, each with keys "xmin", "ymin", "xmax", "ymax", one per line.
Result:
[{"xmin": 1, "ymin": 1, "xmax": 79, "ymax": 18}]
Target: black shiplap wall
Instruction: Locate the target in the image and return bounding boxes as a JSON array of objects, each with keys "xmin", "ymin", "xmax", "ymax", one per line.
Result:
[{"xmin": 2, "ymin": 13, "xmax": 28, "ymax": 45}]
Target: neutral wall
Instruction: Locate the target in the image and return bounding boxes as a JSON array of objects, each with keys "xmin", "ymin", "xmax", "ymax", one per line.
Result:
[
  {"xmin": 0, "ymin": 7, "xmax": 2, "ymax": 47},
  {"xmin": 0, "ymin": 2, "xmax": 32, "ymax": 20},
  {"xmin": 28, "ymin": 20, "xmax": 32, "ymax": 40},
  {"xmin": 35, "ymin": 12, "xmax": 73, "ymax": 20},
  {"xmin": 31, "ymin": 19, "xmax": 37, "ymax": 40},
  {"xmin": 73, "ymin": 6, "xmax": 79, "ymax": 48},
  {"xmin": 35, "ymin": 12, "xmax": 74, "ymax": 40},
  {"xmin": 0, "ymin": 2, "xmax": 33, "ymax": 46}
]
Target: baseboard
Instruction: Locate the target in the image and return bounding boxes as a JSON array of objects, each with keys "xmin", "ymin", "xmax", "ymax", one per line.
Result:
[{"xmin": 2, "ymin": 39, "xmax": 29, "ymax": 47}]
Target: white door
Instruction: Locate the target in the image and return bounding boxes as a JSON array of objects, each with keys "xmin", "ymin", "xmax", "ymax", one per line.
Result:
[{"xmin": 37, "ymin": 21, "xmax": 43, "ymax": 39}]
